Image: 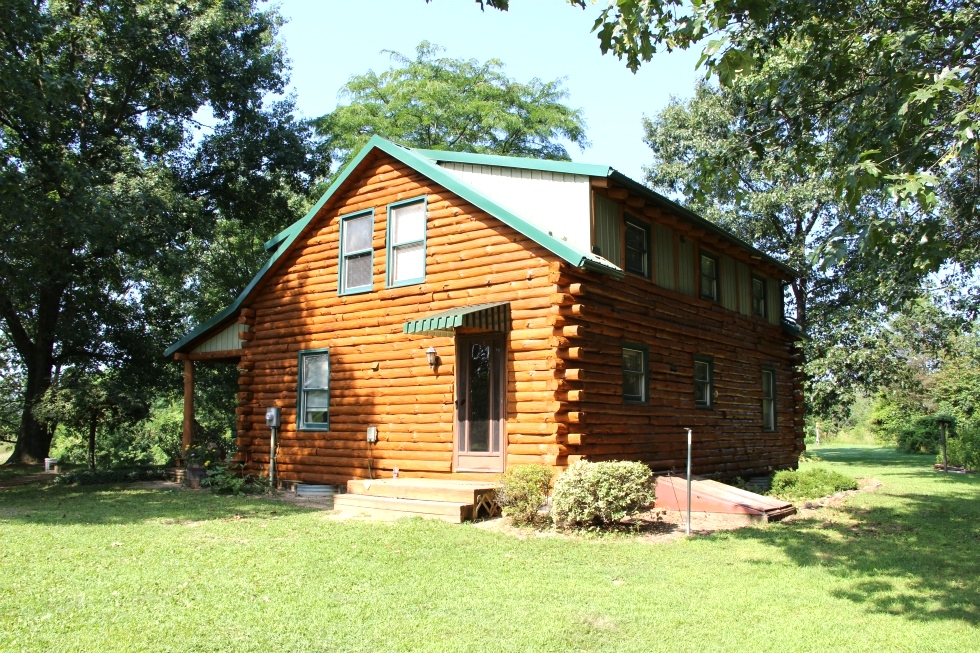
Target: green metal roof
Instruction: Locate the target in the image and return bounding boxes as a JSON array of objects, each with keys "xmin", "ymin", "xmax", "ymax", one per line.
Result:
[
  {"xmin": 412, "ymin": 148, "xmax": 612, "ymax": 178},
  {"xmin": 168, "ymin": 135, "xmax": 798, "ymax": 357},
  {"xmin": 403, "ymin": 302, "xmax": 511, "ymax": 337}
]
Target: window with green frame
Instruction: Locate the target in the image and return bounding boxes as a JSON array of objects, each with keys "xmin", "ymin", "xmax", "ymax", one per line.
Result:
[
  {"xmin": 297, "ymin": 349, "xmax": 330, "ymax": 430},
  {"xmin": 624, "ymin": 217, "xmax": 651, "ymax": 278},
  {"xmin": 339, "ymin": 210, "xmax": 374, "ymax": 294},
  {"xmin": 762, "ymin": 368, "xmax": 776, "ymax": 431},
  {"xmin": 752, "ymin": 275, "xmax": 767, "ymax": 318},
  {"xmin": 622, "ymin": 344, "xmax": 648, "ymax": 403},
  {"xmin": 700, "ymin": 252, "xmax": 719, "ymax": 301},
  {"xmin": 694, "ymin": 356, "xmax": 713, "ymax": 408},
  {"xmin": 387, "ymin": 197, "xmax": 427, "ymax": 287}
]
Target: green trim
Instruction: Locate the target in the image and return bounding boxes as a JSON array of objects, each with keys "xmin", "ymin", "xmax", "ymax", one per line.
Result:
[
  {"xmin": 700, "ymin": 251, "xmax": 720, "ymax": 302},
  {"xmin": 624, "ymin": 215, "xmax": 652, "ymax": 279},
  {"xmin": 694, "ymin": 355, "xmax": 714, "ymax": 410},
  {"xmin": 622, "ymin": 342, "xmax": 649, "ymax": 405},
  {"xmin": 297, "ymin": 348, "xmax": 331, "ymax": 431},
  {"xmin": 386, "ymin": 196, "xmax": 428, "ymax": 289},
  {"xmin": 403, "ymin": 302, "xmax": 510, "ymax": 336},
  {"xmin": 413, "ymin": 148, "xmax": 612, "ymax": 178},
  {"xmin": 338, "ymin": 209, "xmax": 375, "ymax": 296},
  {"xmin": 762, "ymin": 367, "xmax": 776, "ymax": 432}
]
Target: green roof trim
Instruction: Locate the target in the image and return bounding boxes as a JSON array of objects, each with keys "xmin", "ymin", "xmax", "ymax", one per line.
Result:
[
  {"xmin": 166, "ymin": 136, "xmax": 622, "ymax": 356},
  {"xmin": 403, "ymin": 301, "xmax": 511, "ymax": 336},
  {"xmin": 413, "ymin": 148, "xmax": 612, "ymax": 178}
]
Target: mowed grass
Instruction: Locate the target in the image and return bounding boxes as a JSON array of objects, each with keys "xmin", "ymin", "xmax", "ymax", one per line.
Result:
[{"xmin": 1, "ymin": 446, "xmax": 977, "ymax": 653}]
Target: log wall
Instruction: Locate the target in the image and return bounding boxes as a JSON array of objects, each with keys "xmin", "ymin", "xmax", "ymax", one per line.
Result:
[
  {"xmin": 228, "ymin": 150, "xmax": 803, "ymax": 483},
  {"xmin": 233, "ymin": 152, "xmax": 568, "ymax": 484}
]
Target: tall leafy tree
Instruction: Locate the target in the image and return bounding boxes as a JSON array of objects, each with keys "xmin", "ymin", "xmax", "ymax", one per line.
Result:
[
  {"xmin": 318, "ymin": 42, "xmax": 588, "ymax": 168},
  {"xmin": 643, "ymin": 82, "xmax": 931, "ymax": 414},
  {"xmin": 0, "ymin": 0, "xmax": 288, "ymax": 463},
  {"xmin": 472, "ymin": 0, "xmax": 979, "ymax": 259}
]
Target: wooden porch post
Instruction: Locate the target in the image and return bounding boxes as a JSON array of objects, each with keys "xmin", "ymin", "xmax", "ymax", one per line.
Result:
[{"xmin": 182, "ymin": 359, "xmax": 194, "ymax": 452}]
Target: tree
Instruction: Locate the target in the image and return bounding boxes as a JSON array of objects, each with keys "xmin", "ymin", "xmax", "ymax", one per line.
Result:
[
  {"xmin": 643, "ymin": 82, "xmax": 932, "ymax": 414},
  {"xmin": 473, "ymin": 0, "xmax": 979, "ymax": 258},
  {"xmin": 0, "ymin": 0, "xmax": 288, "ymax": 463},
  {"xmin": 317, "ymin": 42, "xmax": 588, "ymax": 169}
]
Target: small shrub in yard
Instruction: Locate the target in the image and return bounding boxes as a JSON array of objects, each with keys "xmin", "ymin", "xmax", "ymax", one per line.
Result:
[
  {"xmin": 551, "ymin": 460, "xmax": 654, "ymax": 529},
  {"xmin": 770, "ymin": 468, "xmax": 858, "ymax": 500},
  {"xmin": 496, "ymin": 464, "xmax": 553, "ymax": 526},
  {"xmin": 941, "ymin": 426, "xmax": 980, "ymax": 471},
  {"xmin": 202, "ymin": 464, "xmax": 270, "ymax": 495},
  {"xmin": 53, "ymin": 467, "xmax": 168, "ymax": 486}
]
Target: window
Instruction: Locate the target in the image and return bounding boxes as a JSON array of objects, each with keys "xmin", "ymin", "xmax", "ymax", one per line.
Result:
[
  {"xmin": 622, "ymin": 344, "xmax": 648, "ymax": 403},
  {"xmin": 339, "ymin": 211, "xmax": 374, "ymax": 294},
  {"xmin": 387, "ymin": 198, "xmax": 427, "ymax": 287},
  {"xmin": 624, "ymin": 217, "xmax": 651, "ymax": 278},
  {"xmin": 762, "ymin": 368, "xmax": 776, "ymax": 431},
  {"xmin": 297, "ymin": 349, "xmax": 330, "ymax": 430},
  {"xmin": 752, "ymin": 276, "xmax": 767, "ymax": 318},
  {"xmin": 694, "ymin": 357, "xmax": 713, "ymax": 408},
  {"xmin": 700, "ymin": 252, "xmax": 719, "ymax": 301}
]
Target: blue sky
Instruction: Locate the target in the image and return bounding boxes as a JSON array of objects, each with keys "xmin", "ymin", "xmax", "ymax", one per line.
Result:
[{"xmin": 276, "ymin": 0, "xmax": 703, "ymax": 181}]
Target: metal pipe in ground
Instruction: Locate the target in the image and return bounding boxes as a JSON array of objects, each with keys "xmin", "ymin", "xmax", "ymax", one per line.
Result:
[
  {"xmin": 685, "ymin": 428, "xmax": 692, "ymax": 536},
  {"xmin": 269, "ymin": 426, "xmax": 278, "ymax": 488}
]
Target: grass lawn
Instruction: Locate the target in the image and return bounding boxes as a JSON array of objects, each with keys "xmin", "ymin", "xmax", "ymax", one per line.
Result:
[{"xmin": 1, "ymin": 446, "xmax": 977, "ymax": 652}]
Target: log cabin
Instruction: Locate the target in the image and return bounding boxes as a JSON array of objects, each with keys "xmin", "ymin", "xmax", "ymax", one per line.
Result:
[{"xmin": 166, "ymin": 135, "xmax": 805, "ymax": 487}]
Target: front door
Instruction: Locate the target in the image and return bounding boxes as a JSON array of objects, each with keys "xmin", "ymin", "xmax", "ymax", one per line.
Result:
[{"xmin": 454, "ymin": 335, "xmax": 506, "ymax": 472}]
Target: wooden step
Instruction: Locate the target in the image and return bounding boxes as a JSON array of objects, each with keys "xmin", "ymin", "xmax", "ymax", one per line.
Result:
[
  {"xmin": 333, "ymin": 493, "xmax": 471, "ymax": 523},
  {"xmin": 346, "ymin": 478, "xmax": 496, "ymax": 504}
]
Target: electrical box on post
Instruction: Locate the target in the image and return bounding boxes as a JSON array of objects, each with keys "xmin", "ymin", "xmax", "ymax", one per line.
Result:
[{"xmin": 265, "ymin": 407, "xmax": 281, "ymax": 428}]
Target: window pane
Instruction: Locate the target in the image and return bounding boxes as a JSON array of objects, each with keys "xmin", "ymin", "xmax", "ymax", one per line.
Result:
[
  {"xmin": 625, "ymin": 224, "xmax": 647, "ymax": 252},
  {"xmin": 303, "ymin": 355, "xmax": 329, "ymax": 389},
  {"xmin": 753, "ymin": 278, "xmax": 766, "ymax": 316},
  {"xmin": 695, "ymin": 381, "xmax": 709, "ymax": 405},
  {"xmin": 762, "ymin": 371, "xmax": 774, "ymax": 399},
  {"xmin": 624, "ymin": 372, "xmax": 644, "ymax": 400},
  {"xmin": 306, "ymin": 409, "xmax": 329, "ymax": 424},
  {"xmin": 623, "ymin": 348, "xmax": 644, "ymax": 373},
  {"xmin": 344, "ymin": 252, "xmax": 372, "ymax": 289},
  {"xmin": 391, "ymin": 202, "xmax": 425, "ymax": 245},
  {"xmin": 344, "ymin": 214, "xmax": 373, "ymax": 252},
  {"xmin": 305, "ymin": 389, "xmax": 330, "ymax": 408},
  {"xmin": 694, "ymin": 361, "xmax": 709, "ymax": 382},
  {"xmin": 392, "ymin": 242, "xmax": 424, "ymax": 283},
  {"xmin": 701, "ymin": 255, "xmax": 715, "ymax": 277},
  {"xmin": 467, "ymin": 343, "xmax": 492, "ymax": 452}
]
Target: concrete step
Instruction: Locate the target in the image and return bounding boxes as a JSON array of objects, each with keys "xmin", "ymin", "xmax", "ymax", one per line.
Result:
[
  {"xmin": 333, "ymin": 493, "xmax": 471, "ymax": 523},
  {"xmin": 347, "ymin": 478, "xmax": 495, "ymax": 504}
]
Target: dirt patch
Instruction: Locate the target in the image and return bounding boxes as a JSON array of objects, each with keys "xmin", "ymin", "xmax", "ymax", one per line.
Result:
[
  {"xmin": 127, "ymin": 480, "xmax": 184, "ymax": 491},
  {"xmin": 0, "ymin": 473, "xmax": 57, "ymax": 490}
]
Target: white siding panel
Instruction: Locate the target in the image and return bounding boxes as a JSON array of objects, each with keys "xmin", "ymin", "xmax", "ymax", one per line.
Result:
[
  {"xmin": 438, "ymin": 162, "xmax": 592, "ymax": 252},
  {"xmin": 192, "ymin": 322, "xmax": 247, "ymax": 354}
]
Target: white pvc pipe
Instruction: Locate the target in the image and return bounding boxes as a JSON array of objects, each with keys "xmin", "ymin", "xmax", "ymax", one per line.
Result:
[
  {"xmin": 685, "ymin": 428, "xmax": 693, "ymax": 536},
  {"xmin": 269, "ymin": 426, "xmax": 278, "ymax": 488}
]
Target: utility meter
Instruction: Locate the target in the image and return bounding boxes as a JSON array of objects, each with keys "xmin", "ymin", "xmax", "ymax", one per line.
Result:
[
  {"xmin": 366, "ymin": 426, "xmax": 378, "ymax": 444},
  {"xmin": 265, "ymin": 406, "xmax": 281, "ymax": 428}
]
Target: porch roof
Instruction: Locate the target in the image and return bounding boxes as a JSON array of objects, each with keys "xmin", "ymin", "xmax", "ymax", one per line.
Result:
[{"xmin": 402, "ymin": 302, "xmax": 510, "ymax": 337}]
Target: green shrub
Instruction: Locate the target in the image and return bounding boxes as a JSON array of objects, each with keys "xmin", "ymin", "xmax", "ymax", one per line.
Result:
[
  {"xmin": 770, "ymin": 468, "xmax": 858, "ymax": 500},
  {"xmin": 496, "ymin": 464, "xmax": 554, "ymax": 526},
  {"xmin": 53, "ymin": 466, "xmax": 168, "ymax": 486},
  {"xmin": 551, "ymin": 460, "xmax": 654, "ymax": 529},
  {"xmin": 940, "ymin": 426, "xmax": 980, "ymax": 471},
  {"xmin": 202, "ymin": 463, "xmax": 270, "ymax": 495}
]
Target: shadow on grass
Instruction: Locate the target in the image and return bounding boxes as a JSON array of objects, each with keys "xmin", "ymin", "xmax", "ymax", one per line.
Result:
[
  {"xmin": 727, "ymin": 450, "xmax": 980, "ymax": 625},
  {"xmin": 0, "ymin": 484, "xmax": 320, "ymax": 527}
]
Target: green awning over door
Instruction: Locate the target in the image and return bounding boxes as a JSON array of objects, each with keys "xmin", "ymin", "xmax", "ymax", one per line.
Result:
[{"xmin": 402, "ymin": 302, "xmax": 511, "ymax": 336}]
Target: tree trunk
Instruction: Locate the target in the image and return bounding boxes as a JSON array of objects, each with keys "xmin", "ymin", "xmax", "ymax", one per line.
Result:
[
  {"xmin": 1, "ymin": 284, "xmax": 63, "ymax": 465},
  {"xmin": 88, "ymin": 411, "xmax": 98, "ymax": 470}
]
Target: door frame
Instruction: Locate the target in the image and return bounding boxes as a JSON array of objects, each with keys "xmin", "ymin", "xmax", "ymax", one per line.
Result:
[{"xmin": 453, "ymin": 333, "xmax": 507, "ymax": 473}]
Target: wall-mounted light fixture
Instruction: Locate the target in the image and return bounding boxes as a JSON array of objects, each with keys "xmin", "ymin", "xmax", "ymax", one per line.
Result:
[{"xmin": 426, "ymin": 346, "xmax": 438, "ymax": 369}]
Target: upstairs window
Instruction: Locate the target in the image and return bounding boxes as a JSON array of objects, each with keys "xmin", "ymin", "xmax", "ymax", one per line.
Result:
[
  {"xmin": 624, "ymin": 217, "xmax": 651, "ymax": 278},
  {"xmin": 298, "ymin": 349, "xmax": 330, "ymax": 430},
  {"xmin": 339, "ymin": 211, "xmax": 374, "ymax": 294},
  {"xmin": 694, "ymin": 357, "xmax": 713, "ymax": 408},
  {"xmin": 622, "ymin": 344, "xmax": 648, "ymax": 404},
  {"xmin": 762, "ymin": 368, "xmax": 776, "ymax": 431},
  {"xmin": 700, "ymin": 252, "xmax": 719, "ymax": 302},
  {"xmin": 752, "ymin": 276, "xmax": 767, "ymax": 318},
  {"xmin": 387, "ymin": 198, "xmax": 427, "ymax": 287}
]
